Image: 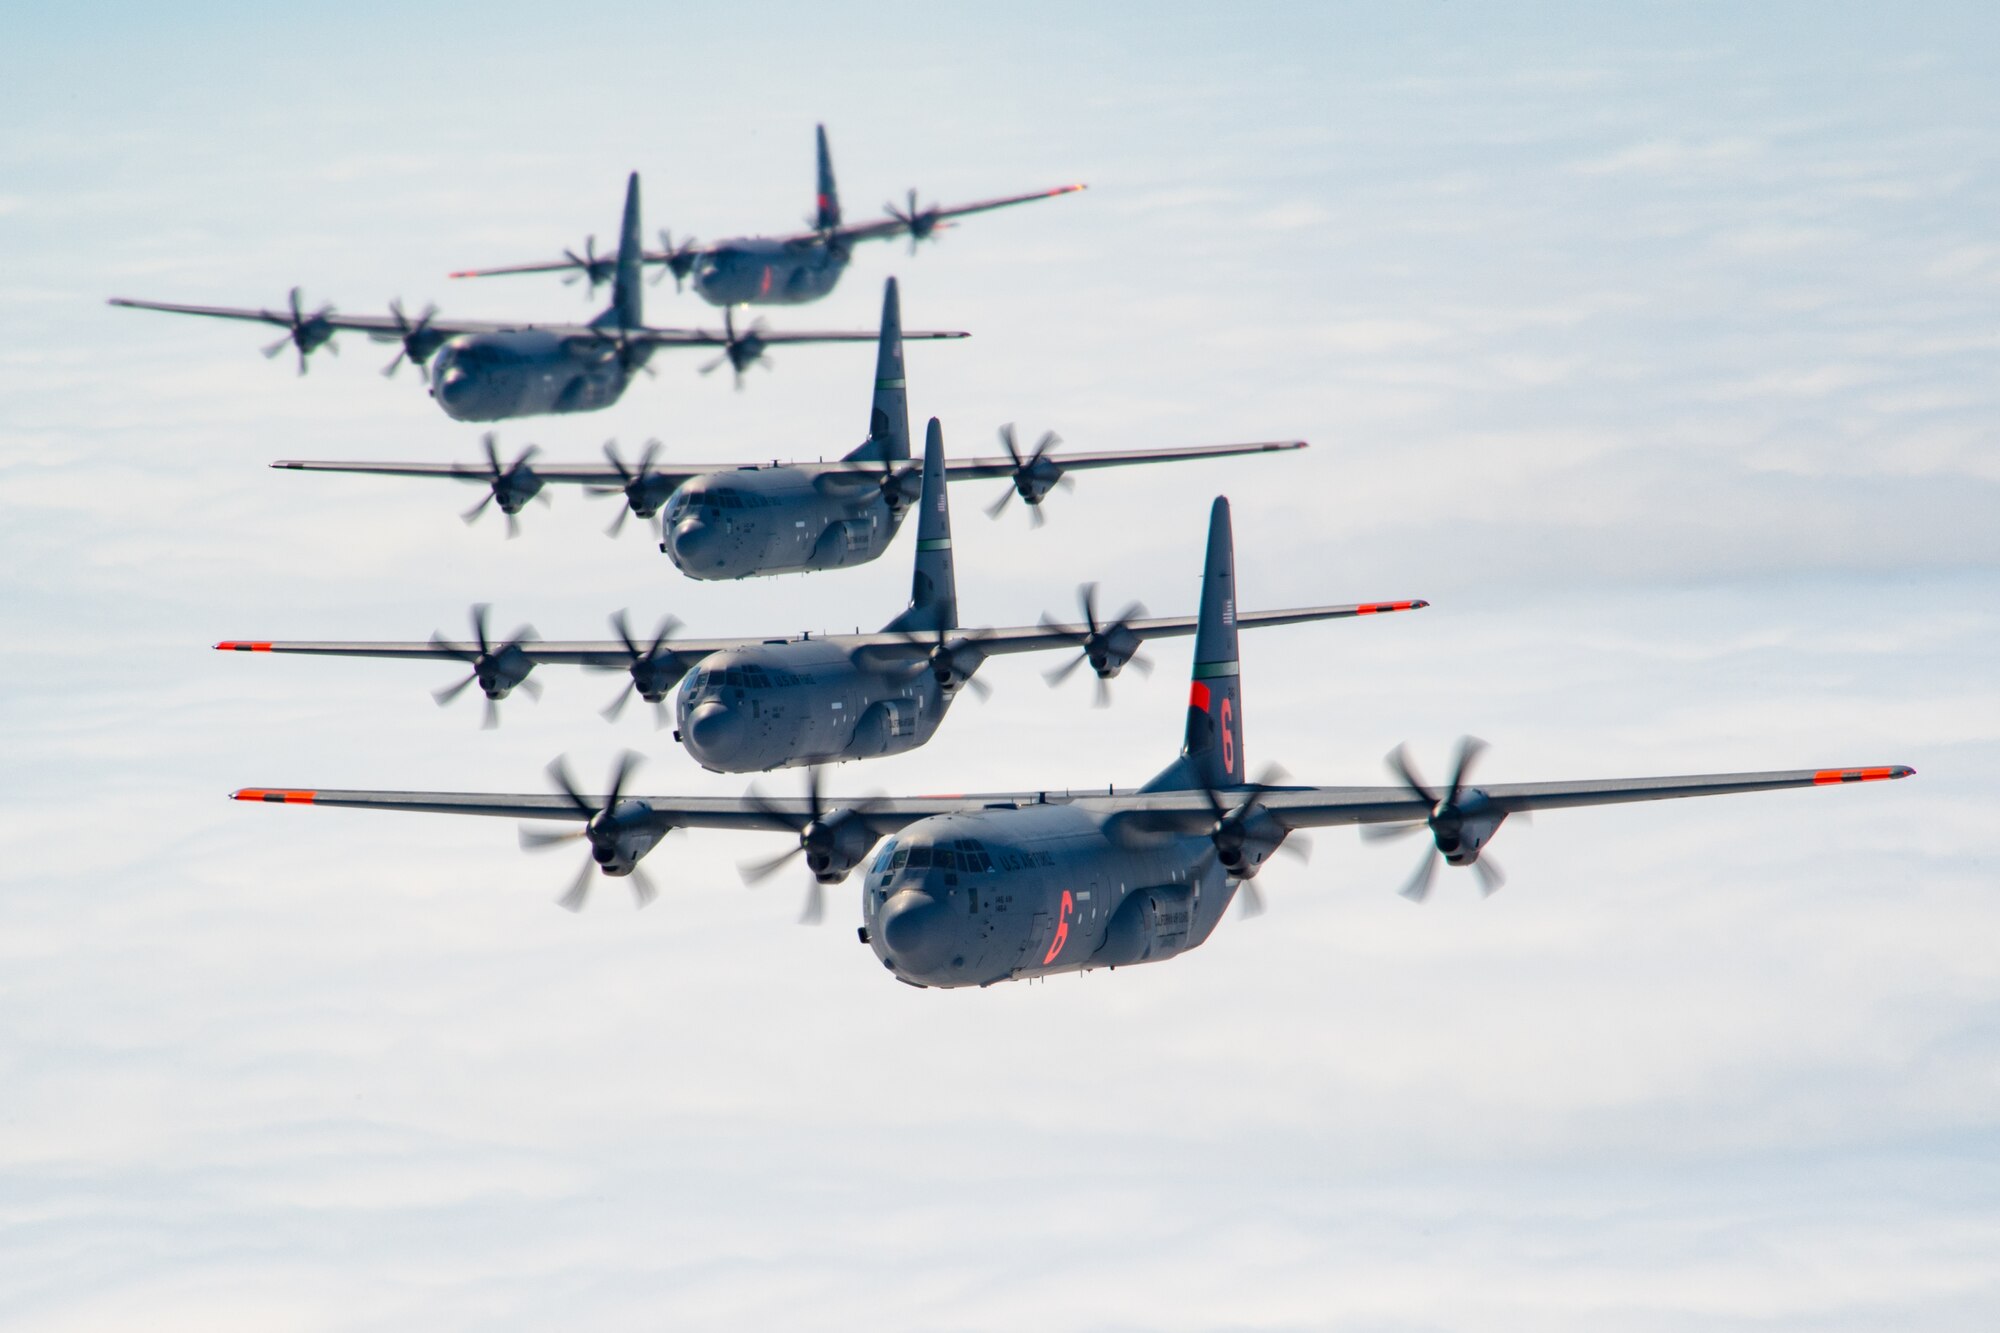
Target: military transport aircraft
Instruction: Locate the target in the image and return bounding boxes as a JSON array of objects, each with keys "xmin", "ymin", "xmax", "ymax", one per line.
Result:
[
  {"xmin": 448, "ymin": 124, "xmax": 1084, "ymax": 308},
  {"xmin": 219, "ymin": 419, "xmax": 1425, "ymax": 773},
  {"xmin": 265, "ymin": 278, "xmax": 1305, "ymax": 578},
  {"xmin": 230, "ymin": 496, "xmax": 1913, "ymax": 980},
  {"xmin": 107, "ymin": 174, "xmax": 966, "ymax": 423}
]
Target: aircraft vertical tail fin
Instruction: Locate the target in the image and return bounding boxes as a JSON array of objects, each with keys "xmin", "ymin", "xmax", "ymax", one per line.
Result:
[
  {"xmin": 1143, "ymin": 497, "xmax": 1245, "ymax": 792},
  {"xmin": 814, "ymin": 123, "xmax": 841, "ymax": 231},
  {"xmin": 842, "ymin": 278, "xmax": 908, "ymax": 464},
  {"xmin": 593, "ymin": 171, "xmax": 645, "ymax": 330},
  {"xmin": 883, "ymin": 418, "xmax": 956, "ymax": 635}
]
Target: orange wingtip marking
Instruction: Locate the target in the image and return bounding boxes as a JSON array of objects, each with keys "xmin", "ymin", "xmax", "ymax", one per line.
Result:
[
  {"xmin": 214, "ymin": 641, "xmax": 272, "ymax": 652},
  {"xmin": 1356, "ymin": 600, "xmax": 1428, "ymax": 615},
  {"xmin": 1811, "ymin": 766, "xmax": 1914, "ymax": 785},
  {"xmin": 448, "ymin": 270, "xmax": 479, "ymax": 278},
  {"xmin": 232, "ymin": 789, "xmax": 317, "ymax": 804}
]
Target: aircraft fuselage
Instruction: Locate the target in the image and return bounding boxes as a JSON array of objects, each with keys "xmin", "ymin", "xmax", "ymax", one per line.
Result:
[
  {"xmin": 857, "ymin": 804, "xmax": 1237, "ymax": 989},
  {"xmin": 428, "ymin": 331, "xmax": 637, "ymax": 422},
  {"xmin": 672, "ymin": 638, "xmax": 955, "ymax": 773},
  {"xmin": 692, "ymin": 238, "xmax": 849, "ymax": 307},
  {"xmin": 660, "ymin": 465, "xmax": 901, "ymax": 579}
]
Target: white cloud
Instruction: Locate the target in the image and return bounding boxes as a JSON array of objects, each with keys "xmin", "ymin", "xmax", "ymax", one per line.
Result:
[{"xmin": 1, "ymin": 6, "xmax": 1994, "ymax": 1329}]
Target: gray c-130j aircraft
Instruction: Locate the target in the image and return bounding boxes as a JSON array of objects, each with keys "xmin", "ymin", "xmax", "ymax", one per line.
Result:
[
  {"xmin": 107, "ymin": 174, "xmax": 966, "ymax": 423},
  {"xmin": 449, "ymin": 124, "xmax": 1085, "ymax": 308},
  {"xmin": 232, "ymin": 496, "xmax": 1913, "ymax": 985},
  {"xmin": 221, "ymin": 418, "xmax": 1424, "ymax": 773},
  {"xmin": 268, "ymin": 277, "xmax": 1305, "ymax": 580}
]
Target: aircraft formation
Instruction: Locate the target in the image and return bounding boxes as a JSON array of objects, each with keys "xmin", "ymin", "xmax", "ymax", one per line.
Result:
[{"xmin": 134, "ymin": 126, "xmax": 1912, "ymax": 989}]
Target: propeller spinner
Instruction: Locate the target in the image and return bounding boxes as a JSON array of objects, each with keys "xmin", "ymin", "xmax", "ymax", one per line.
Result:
[
  {"xmin": 430, "ymin": 603, "xmax": 541, "ymax": 730},
  {"xmin": 738, "ymin": 767, "xmax": 886, "ymax": 925},
  {"xmin": 985, "ymin": 424, "xmax": 1073, "ymax": 526},
  {"xmin": 1041, "ymin": 583, "xmax": 1153, "ymax": 707},
  {"xmin": 260, "ymin": 287, "xmax": 339, "ymax": 376},
  {"xmin": 1363, "ymin": 737, "xmax": 1509, "ymax": 902},
  {"xmin": 520, "ymin": 752, "xmax": 660, "ymax": 911}
]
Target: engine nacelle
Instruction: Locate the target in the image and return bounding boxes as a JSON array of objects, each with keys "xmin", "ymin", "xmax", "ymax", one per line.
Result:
[
  {"xmin": 1091, "ymin": 884, "xmax": 1195, "ymax": 968},
  {"xmin": 1087, "ymin": 625, "xmax": 1143, "ymax": 679},
  {"xmin": 1435, "ymin": 800, "xmax": 1505, "ymax": 867},
  {"xmin": 629, "ymin": 657, "xmax": 690, "ymax": 703},
  {"xmin": 1213, "ymin": 807, "xmax": 1292, "ymax": 879},
  {"xmin": 800, "ymin": 808, "xmax": 881, "ymax": 884},
  {"xmin": 587, "ymin": 801, "xmax": 666, "ymax": 876}
]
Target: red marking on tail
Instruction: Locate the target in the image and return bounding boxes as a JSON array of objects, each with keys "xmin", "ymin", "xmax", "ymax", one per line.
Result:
[
  {"xmin": 1189, "ymin": 681, "xmax": 1212, "ymax": 712},
  {"xmin": 1811, "ymin": 766, "xmax": 1912, "ymax": 785},
  {"xmin": 233, "ymin": 789, "xmax": 317, "ymax": 804},
  {"xmin": 215, "ymin": 641, "xmax": 272, "ymax": 652}
]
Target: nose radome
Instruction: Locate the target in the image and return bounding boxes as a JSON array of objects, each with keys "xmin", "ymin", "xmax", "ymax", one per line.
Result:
[
  {"xmin": 681, "ymin": 701, "xmax": 744, "ymax": 766},
  {"xmin": 879, "ymin": 889, "xmax": 951, "ymax": 975},
  {"xmin": 668, "ymin": 517, "xmax": 714, "ymax": 563}
]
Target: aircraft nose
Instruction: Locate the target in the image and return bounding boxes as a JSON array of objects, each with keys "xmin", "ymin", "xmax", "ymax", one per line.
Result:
[
  {"xmin": 681, "ymin": 701, "xmax": 745, "ymax": 766},
  {"xmin": 878, "ymin": 889, "xmax": 952, "ymax": 975},
  {"xmin": 668, "ymin": 517, "xmax": 718, "ymax": 565}
]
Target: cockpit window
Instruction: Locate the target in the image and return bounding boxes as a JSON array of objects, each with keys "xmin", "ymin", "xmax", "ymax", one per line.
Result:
[{"xmin": 893, "ymin": 841, "xmax": 994, "ymax": 874}]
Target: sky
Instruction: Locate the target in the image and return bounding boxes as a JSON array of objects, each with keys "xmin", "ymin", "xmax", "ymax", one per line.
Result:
[{"xmin": 1, "ymin": 3, "xmax": 1995, "ymax": 1328}]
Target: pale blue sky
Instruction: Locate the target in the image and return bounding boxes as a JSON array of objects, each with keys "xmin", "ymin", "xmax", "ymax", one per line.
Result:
[{"xmin": 2, "ymin": 4, "xmax": 1995, "ymax": 1330}]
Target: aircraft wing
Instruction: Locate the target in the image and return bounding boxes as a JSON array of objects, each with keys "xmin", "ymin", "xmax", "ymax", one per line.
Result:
[
  {"xmin": 108, "ymin": 297, "xmax": 967, "ymax": 349},
  {"xmin": 231, "ymin": 763, "xmax": 1912, "ymax": 837},
  {"xmin": 1088, "ymin": 765, "xmax": 1916, "ymax": 836},
  {"xmin": 231, "ymin": 785, "xmax": 981, "ymax": 836},
  {"xmin": 621, "ymin": 325, "xmax": 969, "ymax": 349},
  {"xmin": 953, "ymin": 600, "xmax": 1428, "ymax": 659},
  {"xmin": 816, "ymin": 184, "xmax": 1089, "ymax": 247},
  {"xmin": 267, "ymin": 459, "xmax": 695, "ymax": 486},
  {"xmin": 108, "ymin": 297, "xmax": 520, "ymax": 339},
  {"xmin": 217, "ymin": 636, "xmax": 759, "ymax": 669},
  {"xmin": 941, "ymin": 439, "xmax": 1306, "ymax": 480}
]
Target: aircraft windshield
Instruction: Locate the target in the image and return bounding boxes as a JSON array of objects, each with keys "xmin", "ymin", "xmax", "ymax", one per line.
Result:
[
  {"xmin": 686, "ymin": 664, "xmax": 803, "ymax": 692},
  {"xmin": 884, "ymin": 838, "xmax": 995, "ymax": 875}
]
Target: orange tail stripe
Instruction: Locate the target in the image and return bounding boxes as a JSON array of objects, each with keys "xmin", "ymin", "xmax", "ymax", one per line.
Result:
[
  {"xmin": 233, "ymin": 789, "xmax": 317, "ymax": 804},
  {"xmin": 1189, "ymin": 681, "xmax": 1212, "ymax": 711}
]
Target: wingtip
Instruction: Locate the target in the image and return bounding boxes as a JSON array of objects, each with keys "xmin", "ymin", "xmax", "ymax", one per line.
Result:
[
  {"xmin": 1812, "ymin": 766, "xmax": 1915, "ymax": 785},
  {"xmin": 214, "ymin": 641, "xmax": 272, "ymax": 652},
  {"xmin": 447, "ymin": 270, "xmax": 477, "ymax": 279},
  {"xmin": 233, "ymin": 788, "xmax": 317, "ymax": 804},
  {"xmin": 1355, "ymin": 600, "xmax": 1428, "ymax": 615}
]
